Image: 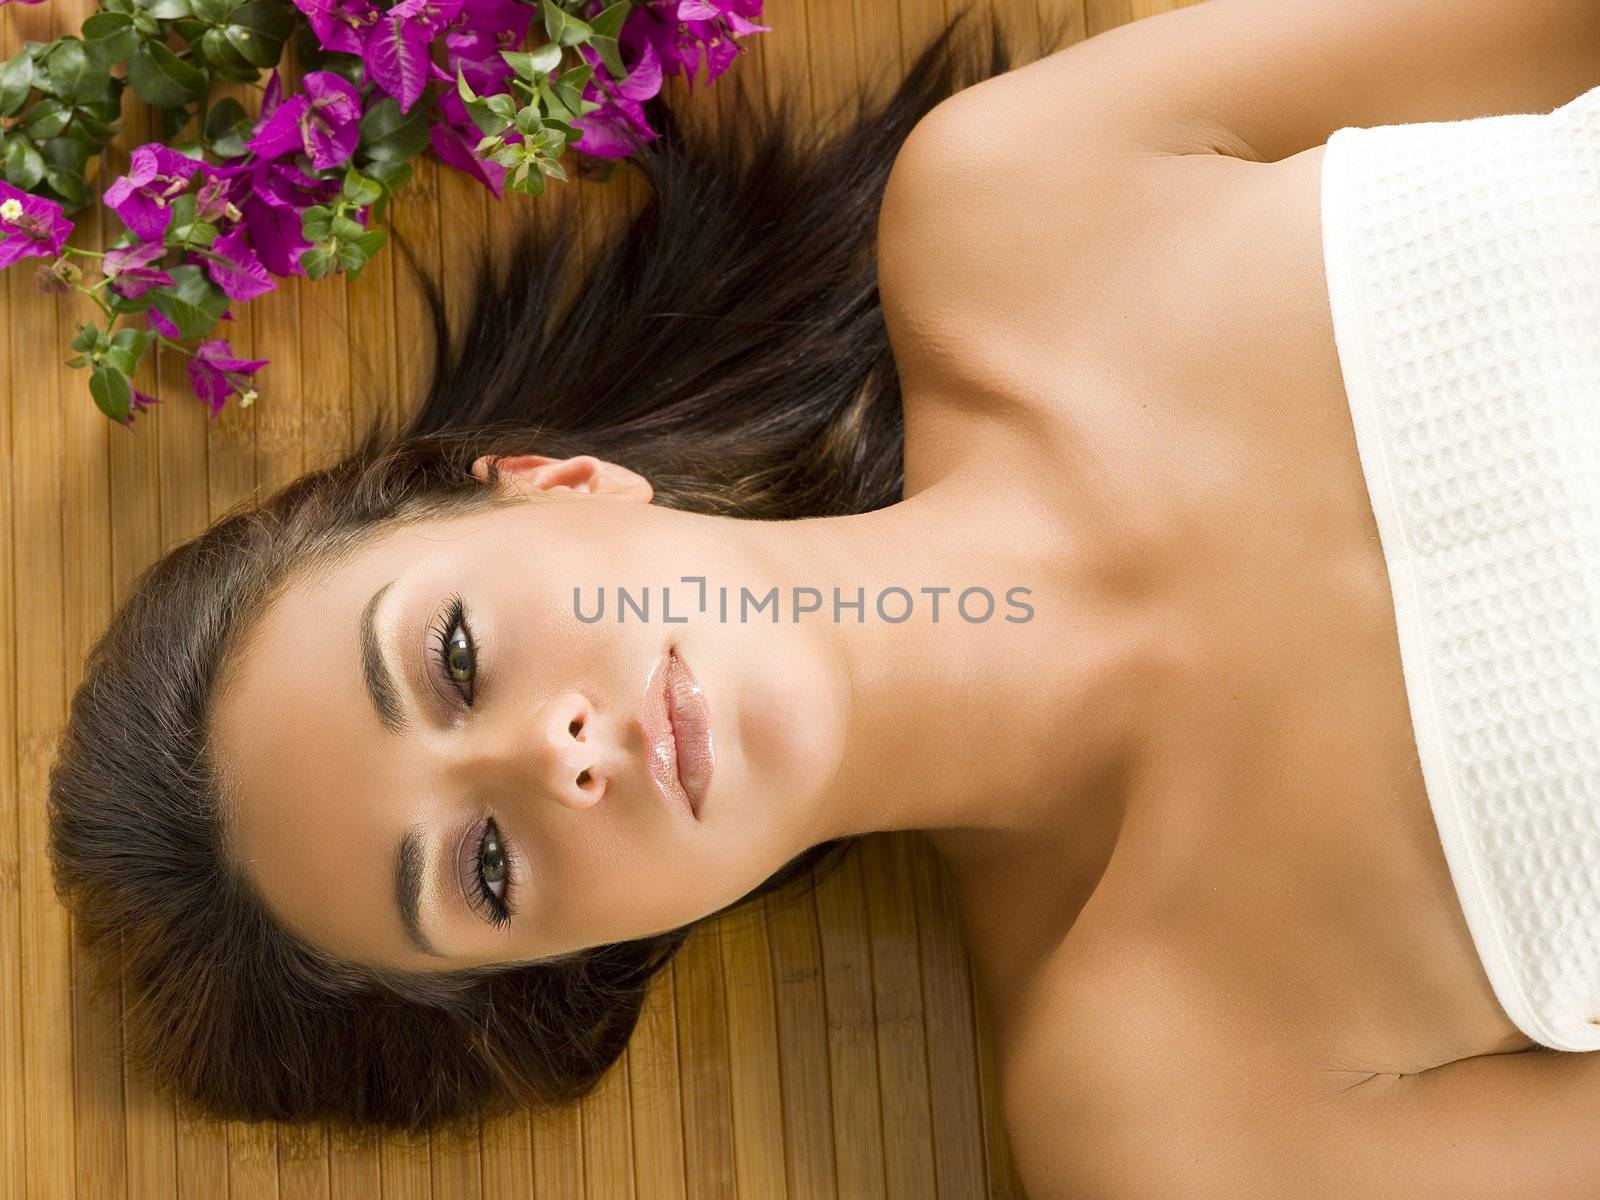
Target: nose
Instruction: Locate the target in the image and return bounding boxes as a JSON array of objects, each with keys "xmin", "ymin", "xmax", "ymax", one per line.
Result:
[{"xmin": 527, "ymin": 691, "xmax": 608, "ymax": 810}]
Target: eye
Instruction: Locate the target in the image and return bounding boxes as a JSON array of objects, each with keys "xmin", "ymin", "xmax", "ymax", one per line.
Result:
[
  {"xmin": 468, "ymin": 817, "xmax": 514, "ymax": 928},
  {"xmin": 429, "ymin": 594, "xmax": 479, "ymax": 707}
]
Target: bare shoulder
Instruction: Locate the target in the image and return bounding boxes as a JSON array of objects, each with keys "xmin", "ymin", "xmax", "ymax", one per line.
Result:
[
  {"xmin": 876, "ymin": 75, "xmax": 1331, "ymax": 398},
  {"xmin": 990, "ymin": 924, "xmax": 1370, "ymax": 1200}
]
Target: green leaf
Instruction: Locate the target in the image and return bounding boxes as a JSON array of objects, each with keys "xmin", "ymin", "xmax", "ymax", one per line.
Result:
[
  {"xmin": 330, "ymin": 213, "xmax": 365, "ymax": 241},
  {"xmin": 225, "ymin": 0, "xmax": 294, "ymax": 66},
  {"xmin": 45, "ymin": 167, "xmax": 89, "ymax": 209},
  {"xmin": 158, "ymin": 105, "xmax": 193, "ymax": 142},
  {"xmin": 190, "ymin": 0, "xmax": 239, "ymax": 22},
  {"xmin": 203, "ymin": 96, "xmax": 252, "ymax": 158},
  {"xmin": 536, "ymin": 156, "xmax": 568, "ymax": 182},
  {"xmin": 3, "ymin": 137, "xmax": 45, "ymax": 190},
  {"xmin": 300, "ymin": 204, "xmax": 333, "ymax": 243},
  {"xmin": 529, "ymin": 41, "xmax": 563, "ymax": 74},
  {"xmin": 509, "ymin": 163, "xmax": 547, "ymax": 196},
  {"xmin": 22, "ymin": 98, "xmax": 71, "ymax": 141},
  {"xmin": 541, "ymin": 0, "xmax": 593, "ymax": 47},
  {"xmin": 82, "ymin": 13, "xmax": 140, "ymax": 69},
  {"xmin": 42, "ymin": 39, "xmax": 95, "ymax": 104},
  {"xmin": 587, "ymin": 0, "xmax": 628, "ymax": 39},
  {"xmin": 106, "ymin": 0, "xmax": 137, "ymax": 14},
  {"xmin": 199, "ymin": 27, "xmax": 254, "ymax": 74},
  {"xmin": 41, "ymin": 134, "xmax": 91, "ymax": 175},
  {"xmin": 340, "ymin": 167, "xmax": 382, "ymax": 207},
  {"xmin": 500, "ymin": 50, "xmax": 547, "ymax": 83},
  {"xmin": 127, "ymin": 41, "xmax": 208, "ymax": 109},
  {"xmin": 465, "ymin": 97, "xmax": 511, "ymax": 137},
  {"xmin": 71, "ymin": 107, "xmax": 116, "ymax": 144},
  {"xmin": 364, "ymin": 158, "xmax": 411, "ymax": 191},
  {"xmin": 172, "ymin": 218, "xmax": 218, "ymax": 248},
  {"xmin": 334, "ymin": 238, "xmax": 366, "ymax": 272},
  {"xmin": 89, "ymin": 364, "xmax": 133, "ymax": 425},
  {"xmin": 69, "ymin": 323, "xmax": 100, "ymax": 354},
  {"xmin": 588, "ymin": 35, "xmax": 624, "ymax": 80},
  {"xmin": 353, "ymin": 228, "xmax": 385, "ymax": 257},
  {"xmin": 513, "ymin": 106, "xmax": 544, "ymax": 137},
  {"xmin": 0, "ymin": 49, "xmax": 34, "ymax": 117},
  {"xmin": 103, "ymin": 344, "xmax": 142, "ymax": 376},
  {"xmin": 356, "ymin": 95, "xmax": 429, "ymax": 164},
  {"xmin": 151, "ymin": 265, "xmax": 228, "ymax": 340},
  {"xmin": 110, "ymin": 327, "xmax": 152, "ymax": 354},
  {"xmin": 143, "ymin": 0, "xmax": 194, "ymax": 18},
  {"xmin": 300, "ymin": 244, "xmax": 334, "ymax": 279}
]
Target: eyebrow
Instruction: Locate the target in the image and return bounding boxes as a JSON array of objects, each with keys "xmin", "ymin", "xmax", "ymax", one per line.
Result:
[
  {"xmin": 360, "ymin": 578, "xmax": 448, "ymax": 959},
  {"xmin": 395, "ymin": 827, "xmax": 448, "ymax": 959},
  {"xmin": 360, "ymin": 578, "xmax": 408, "ymax": 735}
]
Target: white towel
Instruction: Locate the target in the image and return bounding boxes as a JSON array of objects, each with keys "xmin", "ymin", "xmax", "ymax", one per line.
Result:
[{"xmin": 1321, "ymin": 82, "xmax": 1600, "ymax": 1051}]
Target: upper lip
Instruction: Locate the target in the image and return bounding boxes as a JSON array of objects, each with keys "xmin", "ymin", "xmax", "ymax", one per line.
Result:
[{"xmin": 639, "ymin": 645, "xmax": 702, "ymax": 819}]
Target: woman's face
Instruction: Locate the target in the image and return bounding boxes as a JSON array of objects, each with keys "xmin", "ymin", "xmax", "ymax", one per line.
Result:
[{"xmin": 210, "ymin": 454, "xmax": 849, "ymax": 971}]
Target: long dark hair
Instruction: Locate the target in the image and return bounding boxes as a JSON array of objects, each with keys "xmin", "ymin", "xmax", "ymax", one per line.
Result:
[{"xmin": 46, "ymin": 3, "xmax": 1063, "ymax": 1137}]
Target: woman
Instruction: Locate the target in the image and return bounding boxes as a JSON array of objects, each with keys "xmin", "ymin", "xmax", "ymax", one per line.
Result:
[{"xmin": 45, "ymin": 0, "xmax": 1600, "ymax": 1194}]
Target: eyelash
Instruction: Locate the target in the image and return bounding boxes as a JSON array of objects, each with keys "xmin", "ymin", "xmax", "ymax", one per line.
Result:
[
  {"xmin": 431, "ymin": 597, "xmax": 514, "ymax": 926},
  {"xmin": 468, "ymin": 816, "xmax": 515, "ymax": 928},
  {"xmin": 429, "ymin": 593, "xmax": 480, "ymax": 708}
]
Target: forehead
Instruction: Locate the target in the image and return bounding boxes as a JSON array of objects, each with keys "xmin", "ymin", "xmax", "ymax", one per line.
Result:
[{"xmin": 208, "ymin": 515, "xmax": 481, "ymax": 960}]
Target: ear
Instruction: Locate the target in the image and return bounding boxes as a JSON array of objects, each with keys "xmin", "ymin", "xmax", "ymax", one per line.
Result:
[{"xmin": 469, "ymin": 453, "xmax": 654, "ymax": 503}]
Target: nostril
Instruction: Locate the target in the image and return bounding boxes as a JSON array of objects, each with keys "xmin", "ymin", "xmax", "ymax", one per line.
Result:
[
  {"xmin": 576, "ymin": 769, "xmax": 592, "ymax": 788},
  {"xmin": 569, "ymin": 716, "xmax": 584, "ymax": 739}
]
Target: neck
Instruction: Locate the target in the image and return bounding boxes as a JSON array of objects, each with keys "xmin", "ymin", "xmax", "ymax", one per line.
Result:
[{"xmin": 735, "ymin": 462, "xmax": 1163, "ymax": 891}]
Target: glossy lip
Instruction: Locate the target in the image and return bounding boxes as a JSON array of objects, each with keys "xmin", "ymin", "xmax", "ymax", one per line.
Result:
[
  {"xmin": 665, "ymin": 647, "xmax": 713, "ymax": 814},
  {"xmin": 640, "ymin": 646, "xmax": 701, "ymax": 820}
]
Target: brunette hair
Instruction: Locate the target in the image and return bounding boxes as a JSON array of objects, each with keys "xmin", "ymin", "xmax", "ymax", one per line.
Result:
[{"xmin": 46, "ymin": 3, "xmax": 1064, "ymax": 1136}]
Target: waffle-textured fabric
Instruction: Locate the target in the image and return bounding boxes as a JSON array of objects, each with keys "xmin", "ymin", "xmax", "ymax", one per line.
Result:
[{"xmin": 1320, "ymin": 82, "xmax": 1600, "ymax": 1051}]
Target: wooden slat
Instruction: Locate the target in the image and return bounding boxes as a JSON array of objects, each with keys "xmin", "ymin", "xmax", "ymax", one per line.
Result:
[
  {"xmin": 764, "ymin": 890, "xmax": 836, "ymax": 1200},
  {"xmin": 673, "ymin": 927, "xmax": 735, "ymax": 1200},
  {"xmin": 717, "ymin": 902, "xmax": 785, "ymax": 1200},
  {"xmin": 10, "ymin": 4, "xmax": 77, "ymax": 1196},
  {"xmin": 861, "ymin": 836, "xmax": 936, "ymax": 1200},
  {"xmin": 908, "ymin": 837, "xmax": 987, "ymax": 1200},
  {"xmin": 813, "ymin": 852, "xmax": 886, "ymax": 1200},
  {"xmin": 63, "ymin": 149, "xmax": 125, "ymax": 1200},
  {"xmin": 0, "ymin": 7, "xmax": 27, "ymax": 1195}
]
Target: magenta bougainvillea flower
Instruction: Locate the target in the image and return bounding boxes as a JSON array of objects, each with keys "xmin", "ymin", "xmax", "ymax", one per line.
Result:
[
  {"xmin": 102, "ymin": 145, "xmax": 212, "ymax": 241},
  {"xmin": 365, "ymin": 0, "xmax": 463, "ymax": 111},
  {"xmin": 213, "ymin": 152, "xmax": 340, "ymax": 277},
  {"xmin": 102, "ymin": 240, "xmax": 175, "ymax": 299},
  {"xmin": 443, "ymin": 0, "xmax": 532, "ymax": 92},
  {"xmin": 203, "ymin": 226, "xmax": 276, "ymax": 301},
  {"xmin": 0, "ymin": 182, "xmax": 71, "ymax": 269},
  {"xmin": 245, "ymin": 71, "xmax": 363, "ymax": 171},
  {"xmin": 290, "ymin": 0, "xmax": 381, "ymax": 56},
  {"xmin": 187, "ymin": 339, "xmax": 269, "ymax": 416}
]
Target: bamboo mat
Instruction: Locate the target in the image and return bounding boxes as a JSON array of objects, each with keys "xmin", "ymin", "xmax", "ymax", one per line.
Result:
[{"xmin": 0, "ymin": 1, "xmax": 1178, "ymax": 1196}]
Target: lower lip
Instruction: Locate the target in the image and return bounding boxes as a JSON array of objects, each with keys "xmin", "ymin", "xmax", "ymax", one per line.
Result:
[{"xmin": 665, "ymin": 650, "xmax": 714, "ymax": 814}]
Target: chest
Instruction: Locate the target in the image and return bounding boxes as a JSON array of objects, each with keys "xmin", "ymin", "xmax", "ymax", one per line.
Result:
[{"xmin": 911, "ymin": 199, "xmax": 1541, "ymax": 1103}]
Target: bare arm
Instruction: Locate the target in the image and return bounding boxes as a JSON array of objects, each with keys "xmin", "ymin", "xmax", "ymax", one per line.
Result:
[{"xmin": 963, "ymin": 0, "xmax": 1600, "ymax": 161}]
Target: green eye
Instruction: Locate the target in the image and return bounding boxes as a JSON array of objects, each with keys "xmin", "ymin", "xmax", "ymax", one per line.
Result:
[
  {"xmin": 430, "ymin": 594, "xmax": 478, "ymax": 706},
  {"xmin": 473, "ymin": 818, "xmax": 513, "ymax": 926}
]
